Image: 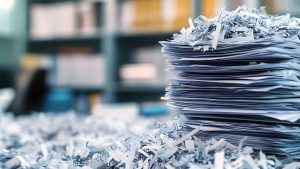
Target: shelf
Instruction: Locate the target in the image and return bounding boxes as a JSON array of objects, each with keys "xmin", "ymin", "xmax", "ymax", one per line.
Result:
[
  {"xmin": 114, "ymin": 31, "xmax": 174, "ymax": 38},
  {"xmin": 27, "ymin": 31, "xmax": 174, "ymax": 43},
  {"xmin": 117, "ymin": 84, "xmax": 166, "ymax": 93},
  {"xmin": 52, "ymin": 85, "xmax": 104, "ymax": 91},
  {"xmin": 27, "ymin": 33, "xmax": 103, "ymax": 53},
  {"xmin": 28, "ymin": 33, "xmax": 103, "ymax": 43}
]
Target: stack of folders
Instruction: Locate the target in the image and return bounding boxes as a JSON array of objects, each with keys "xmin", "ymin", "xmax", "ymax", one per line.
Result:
[{"xmin": 161, "ymin": 37, "xmax": 300, "ymax": 160}]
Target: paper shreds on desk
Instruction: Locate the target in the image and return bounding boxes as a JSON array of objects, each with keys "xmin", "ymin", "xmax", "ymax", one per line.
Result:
[
  {"xmin": 161, "ymin": 5, "xmax": 300, "ymax": 161},
  {"xmin": 1, "ymin": 112, "xmax": 299, "ymax": 169}
]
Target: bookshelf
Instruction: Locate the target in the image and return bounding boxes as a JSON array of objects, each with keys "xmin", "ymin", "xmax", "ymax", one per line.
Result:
[
  {"xmin": 17, "ymin": 0, "xmax": 299, "ymax": 113},
  {"xmin": 25, "ymin": 0, "xmax": 201, "ymax": 110}
]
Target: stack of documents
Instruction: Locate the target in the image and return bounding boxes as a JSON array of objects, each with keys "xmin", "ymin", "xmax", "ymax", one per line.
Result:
[{"xmin": 162, "ymin": 6, "xmax": 300, "ymax": 160}]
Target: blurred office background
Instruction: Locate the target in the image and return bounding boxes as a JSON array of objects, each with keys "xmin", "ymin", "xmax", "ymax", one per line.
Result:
[{"xmin": 0, "ymin": 0, "xmax": 299, "ymax": 115}]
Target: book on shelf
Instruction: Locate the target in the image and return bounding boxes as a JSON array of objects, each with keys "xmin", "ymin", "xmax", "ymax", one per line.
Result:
[
  {"xmin": 30, "ymin": 0, "xmax": 101, "ymax": 39},
  {"xmin": 105, "ymin": 0, "xmax": 117, "ymax": 32},
  {"xmin": 54, "ymin": 54, "xmax": 105, "ymax": 88},
  {"xmin": 201, "ymin": 0, "xmax": 259, "ymax": 17},
  {"xmin": 118, "ymin": 0, "xmax": 192, "ymax": 32},
  {"xmin": 56, "ymin": 46, "xmax": 94, "ymax": 54},
  {"xmin": 78, "ymin": 0, "xmax": 102, "ymax": 35},
  {"xmin": 120, "ymin": 63, "xmax": 157, "ymax": 84},
  {"xmin": 22, "ymin": 53, "xmax": 106, "ymax": 88},
  {"xmin": 119, "ymin": 47, "xmax": 171, "ymax": 86},
  {"xmin": 119, "ymin": 0, "xmax": 135, "ymax": 31},
  {"xmin": 201, "ymin": 0, "xmax": 218, "ymax": 17},
  {"xmin": 30, "ymin": 2, "xmax": 77, "ymax": 38},
  {"xmin": 173, "ymin": 0, "xmax": 191, "ymax": 30},
  {"xmin": 21, "ymin": 53, "xmax": 52, "ymax": 70}
]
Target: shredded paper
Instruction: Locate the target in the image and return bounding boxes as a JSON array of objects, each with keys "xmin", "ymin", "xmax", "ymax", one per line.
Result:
[
  {"xmin": 1, "ymin": 112, "xmax": 298, "ymax": 169},
  {"xmin": 1, "ymin": 6, "xmax": 300, "ymax": 169},
  {"xmin": 173, "ymin": 6, "xmax": 300, "ymax": 51}
]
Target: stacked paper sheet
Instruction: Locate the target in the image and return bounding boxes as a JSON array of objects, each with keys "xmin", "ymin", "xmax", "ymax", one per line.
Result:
[{"xmin": 162, "ymin": 6, "xmax": 300, "ymax": 160}]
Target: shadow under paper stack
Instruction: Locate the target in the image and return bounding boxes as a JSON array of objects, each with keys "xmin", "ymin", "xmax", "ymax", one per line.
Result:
[{"xmin": 162, "ymin": 6, "xmax": 300, "ymax": 160}]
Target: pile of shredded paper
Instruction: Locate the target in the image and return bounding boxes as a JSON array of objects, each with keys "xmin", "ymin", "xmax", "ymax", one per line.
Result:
[
  {"xmin": 0, "ymin": 112, "xmax": 299, "ymax": 169},
  {"xmin": 176, "ymin": 6, "xmax": 300, "ymax": 50}
]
